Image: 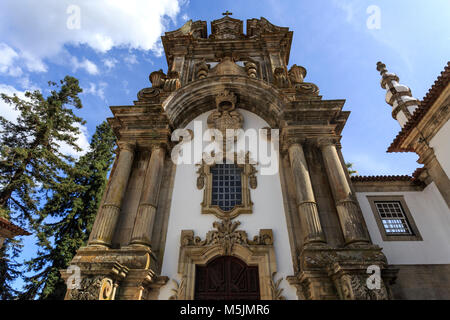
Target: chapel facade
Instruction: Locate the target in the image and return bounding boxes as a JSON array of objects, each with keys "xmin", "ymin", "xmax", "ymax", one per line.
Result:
[{"xmin": 61, "ymin": 15, "xmax": 450, "ymax": 300}]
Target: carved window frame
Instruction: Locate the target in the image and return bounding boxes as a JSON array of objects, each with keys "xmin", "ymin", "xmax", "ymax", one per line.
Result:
[
  {"xmin": 367, "ymin": 195, "xmax": 422, "ymax": 241},
  {"xmin": 196, "ymin": 156, "xmax": 257, "ymax": 220}
]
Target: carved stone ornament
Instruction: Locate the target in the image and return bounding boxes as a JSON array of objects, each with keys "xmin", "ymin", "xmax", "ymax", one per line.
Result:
[
  {"xmin": 294, "ymin": 82, "xmax": 320, "ymax": 96},
  {"xmin": 176, "ymin": 222, "xmax": 279, "ymax": 300},
  {"xmin": 68, "ymin": 276, "xmax": 104, "ymax": 300},
  {"xmin": 99, "ymin": 278, "xmax": 117, "ymax": 300},
  {"xmin": 270, "ymin": 272, "xmax": 286, "ymax": 300},
  {"xmin": 196, "ymin": 153, "xmax": 257, "ymax": 220},
  {"xmin": 246, "ymin": 17, "xmax": 289, "ymax": 37},
  {"xmin": 288, "ymin": 245, "xmax": 394, "ymax": 300},
  {"xmin": 137, "ymin": 68, "xmax": 181, "ymax": 102},
  {"xmin": 168, "ymin": 278, "xmax": 186, "ymax": 300},
  {"xmin": 210, "ymin": 16, "xmax": 244, "ymax": 40},
  {"xmin": 208, "ymin": 90, "xmax": 243, "ymax": 127},
  {"xmin": 207, "ymin": 90, "xmax": 244, "ymax": 148},
  {"xmin": 338, "ymin": 273, "xmax": 389, "ymax": 300},
  {"xmin": 273, "ymin": 67, "xmax": 290, "ymax": 88},
  {"xmin": 181, "ymin": 219, "xmax": 273, "ymax": 255}
]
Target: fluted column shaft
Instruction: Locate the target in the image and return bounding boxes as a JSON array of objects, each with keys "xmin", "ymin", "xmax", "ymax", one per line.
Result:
[
  {"xmin": 288, "ymin": 143, "xmax": 326, "ymax": 244},
  {"xmin": 89, "ymin": 142, "xmax": 135, "ymax": 247},
  {"xmin": 320, "ymin": 141, "xmax": 370, "ymax": 245},
  {"xmin": 129, "ymin": 146, "xmax": 165, "ymax": 247}
]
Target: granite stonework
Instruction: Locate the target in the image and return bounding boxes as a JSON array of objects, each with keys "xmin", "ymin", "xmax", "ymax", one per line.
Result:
[{"xmin": 62, "ymin": 15, "xmax": 450, "ymax": 300}]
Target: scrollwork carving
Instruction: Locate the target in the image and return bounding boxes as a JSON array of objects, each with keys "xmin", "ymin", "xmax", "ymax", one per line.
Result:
[
  {"xmin": 181, "ymin": 219, "xmax": 274, "ymax": 255},
  {"xmin": 68, "ymin": 276, "xmax": 103, "ymax": 300},
  {"xmin": 169, "ymin": 278, "xmax": 186, "ymax": 300},
  {"xmin": 270, "ymin": 272, "xmax": 286, "ymax": 300},
  {"xmin": 99, "ymin": 278, "xmax": 116, "ymax": 300}
]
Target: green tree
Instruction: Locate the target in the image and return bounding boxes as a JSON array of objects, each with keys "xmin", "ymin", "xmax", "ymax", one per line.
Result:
[
  {"xmin": 346, "ymin": 162, "xmax": 358, "ymax": 176},
  {"xmin": 0, "ymin": 76, "xmax": 85, "ymax": 299},
  {"xmin": 0, "ymin": 76, "xmax": 85, "ymax": 223},
  {"xmin": 0, "ymin": 238, "xmax": 23, "ymax": 300},
  {"xmin": 21, "ymin": 121, "xmax": 116, "ymax": 300}
]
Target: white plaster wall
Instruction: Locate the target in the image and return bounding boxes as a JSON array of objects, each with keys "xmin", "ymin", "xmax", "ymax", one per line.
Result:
[
  {"xmin": 158, "ymin": 109, "xmax": 297, "ymax": 299},
  {"xmin": 430, "ymin": 119, "xmax": 450, "ymax": 177},
  {"xmin": 356, "ymin": 182, "xmax": 450, "ymax": 265}
]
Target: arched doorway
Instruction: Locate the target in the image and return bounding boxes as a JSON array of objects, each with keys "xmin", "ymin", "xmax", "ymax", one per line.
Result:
[{"xmin": 194, "ymin": 256, "xmax": 260, "ymax": 300}]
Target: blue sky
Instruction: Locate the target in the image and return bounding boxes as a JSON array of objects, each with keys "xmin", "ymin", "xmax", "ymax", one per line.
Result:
[{"xmin": 0, "ymin": 0, "xmax": 449, "ymax": 292}]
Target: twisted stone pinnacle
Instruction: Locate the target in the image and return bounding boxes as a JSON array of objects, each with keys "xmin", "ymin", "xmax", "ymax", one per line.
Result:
[{"xmin": 376, "ymin": 61, "xmax": 387, "ymax": 75}]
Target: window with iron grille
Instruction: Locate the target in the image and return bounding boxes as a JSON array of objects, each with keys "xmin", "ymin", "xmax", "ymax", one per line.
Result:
[
  {"xmin": 374, "ymin": 201, "xmax": 412, "ymax": 234},
  {"xmin": 211, "ymin": 164, "xmax": 242, "ymax": 212}
]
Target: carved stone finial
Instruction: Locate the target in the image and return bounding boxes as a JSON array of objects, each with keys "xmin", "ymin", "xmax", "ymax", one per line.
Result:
[
  {"xmin": 196, "ymin": 59, "xmax": 209, "ymax": 79},
  {"xmin": 245, "ymin": 61, "xmax": 258, "ymax": 78},
  {"xmin": 289, "ymin": 64, "xmax": 307, "ymax": 84},
  {"xmin": 149, "ymin": 69, "xmax": 166, "ymax": 88},
  {"xmin": 376, "ymin": 61, "xmax": 387, "ymax": 75},
  {"xmin": 273, "ymin": 67, "xmax": 290, "ymax": 88},
  {"xmin": 376, "ymin": 61, "xmax": 420, "ymax": 126}
]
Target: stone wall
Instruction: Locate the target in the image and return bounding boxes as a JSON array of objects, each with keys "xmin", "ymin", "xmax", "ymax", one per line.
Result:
[{"xmin": 392, "ymin": 264, "xmax": 450, "ymax": 299}]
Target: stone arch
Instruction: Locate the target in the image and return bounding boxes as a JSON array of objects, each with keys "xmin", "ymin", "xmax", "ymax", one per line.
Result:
[
  {"xmin": 176, "ymin": 242, "xmax": 277, "ymax": 300},
  {"xmin": 163, "ymin": 75, "xmax": 288, "ymax": 129}
]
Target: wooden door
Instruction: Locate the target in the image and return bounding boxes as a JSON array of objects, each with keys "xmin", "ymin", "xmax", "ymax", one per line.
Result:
[{"xmin": 194, "ymin": 256, "xmax": 260, "ymax": 300}]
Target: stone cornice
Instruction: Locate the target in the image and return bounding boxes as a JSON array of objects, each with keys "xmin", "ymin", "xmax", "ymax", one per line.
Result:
[
  {"xmin": 0, "ymin": 217, "xmax": 30, "ymax": 237},
  {"xmin": 162, "ymin": 17, "xmax": 293, "ymax": 69}
]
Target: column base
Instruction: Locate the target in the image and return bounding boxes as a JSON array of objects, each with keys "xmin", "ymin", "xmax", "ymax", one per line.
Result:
[
  {"xmin": 287, "ymin": 244, "xmax": 398, "ymax": 300},
  {"xmin": 61, "ymin": 245, "xmax": 168, "ymax": 300}
]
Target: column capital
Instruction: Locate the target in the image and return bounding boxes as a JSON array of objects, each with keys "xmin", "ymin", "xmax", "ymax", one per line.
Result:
[
  {"xmin": 136, "ymin": 142, "xmax": 169, "ymax": 153},
  {"xmin": 117, "ymin": 141, "xmax": 136, "ymax": 152},
  {"xmin": 281, "ymin": 136, "xmax": 307, "ymax": 154},
  {"xmin": 316, "ymin": 136, "xmax": 340, "ymax": 148}
]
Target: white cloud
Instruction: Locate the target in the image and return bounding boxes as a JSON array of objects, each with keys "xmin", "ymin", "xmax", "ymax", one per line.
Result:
[
  {"xmin": 0, "ymin": 83, "xmax": 90, "ymax": 158},
  {"xmin": 103, "ymin": 58, "xmax": 118, "ymax": 70},
  {"xmin": 0, "ymin": 43, "xmax": 23, "ymax": 77},
  {"xmin": 58, "ymin": 123, "xmax": 90, "ymax": 159},
  {"xmin": 124, "ymin": 54, "xmax": 138, "ymax": 65},
  {"xmin": 71, "ymin": 57, "xmax": 99, "ymax": 75},
  {"xmin": 122, "ymin": 80, "xmax": 130, "ymax": 95},
  {"xmin": 0, "ymin": 84, "xmax": 23, "ymax": 122},
  {"xmin": 0, "ymin": 0, "xmax": 181, "ymax": 73},
  {"xmin": 84, "ymin": 82, "xmax": 108, "ymax": 100}
]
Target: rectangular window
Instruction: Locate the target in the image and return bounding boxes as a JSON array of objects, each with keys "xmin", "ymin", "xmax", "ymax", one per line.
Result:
[
  {"xmin": 367, "ymin": 196, "xmax": 422, "ymax": 241},
  {"xmin": 211, "ymin": 164, "xmax": 242, "ymax": 212},
  {"xmin": 374, "ymin": 201, "xmax": 411, "ymax": 234}
]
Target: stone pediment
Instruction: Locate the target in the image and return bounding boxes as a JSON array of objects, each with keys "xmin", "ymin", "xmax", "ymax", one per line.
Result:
[
  {"xmin": 209, "ymin": 56, "xmax": 246, "ymax": 76},
  {"xmin": 210, "ymin": 16, "xmax": 244, "ymax": 40},
  {"xmin": 164, "ymin": 19, "xmax": 207, "ymax": 39},
  {"xmin": 247, "ymin": 17, "xmax": 289, "ymax": 37}
]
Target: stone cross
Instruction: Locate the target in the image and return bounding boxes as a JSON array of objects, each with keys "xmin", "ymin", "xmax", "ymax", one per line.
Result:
[{"xmin": 222, "ymin": 11, "xmax": 232, "ymax": 17}]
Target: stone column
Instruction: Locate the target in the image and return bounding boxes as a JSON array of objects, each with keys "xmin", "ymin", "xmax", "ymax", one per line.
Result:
[
  {"xmin": 319, "ymin": 139, "xmax": 370, "ymax": 245},
  {"xmin": 89, "ymin": 142, "xmax": 135, "ymax": 247},
  {"xmin": 288, "ymin": 142, "xmax": 326, "ymax": 244},
  {"xmin": 129, "ymin": 146, "xmax": 165, "ymax": 247}
]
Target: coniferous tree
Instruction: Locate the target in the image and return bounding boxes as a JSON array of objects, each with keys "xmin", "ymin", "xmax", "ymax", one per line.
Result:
[
  {"xmin": 0, "ymin": 76, "xmax": 85, "ymax": 299},
  {"xmin": 21, "ymin": 121, "xmax": 116, "ymax": 300},
  {"xmin": 0, "ymin": 239, "xmax": 22, "ymax": 300},
  {"xmin": 0, "ymin": 76, "xmax": 85, "ymax": 223}
]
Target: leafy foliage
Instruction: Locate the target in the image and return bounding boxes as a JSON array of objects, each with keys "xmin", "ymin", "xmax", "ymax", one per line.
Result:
[
  {"xmin": 21, "ymin": 121, "xmax": 116, "ymax": 300},
  {"xmin": 0, "ymin": 76, "xmax": 87, "ymax": 299},
  {"xmin": 0, "ymin": 239, "xmax": 23, "ymax": 300},
  {"xmin": 0, "ymin": 76, "xmax": 85, "ymax": 225},
  {"xmin": 346, "ymin": 162, "xmax": 358, "ymax": 176}
]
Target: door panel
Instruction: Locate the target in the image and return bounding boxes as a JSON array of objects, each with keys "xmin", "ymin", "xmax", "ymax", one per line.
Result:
[{"xmin": 195, "ymin": 256, "xmax": 260, "ymax": 300}]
